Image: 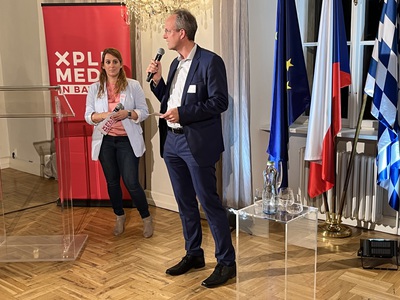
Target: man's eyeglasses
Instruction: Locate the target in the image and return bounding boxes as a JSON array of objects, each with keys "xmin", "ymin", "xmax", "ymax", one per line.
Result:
[{"xmin": 164, "ymin": 28, "xmax": 181, "ymax": 34}]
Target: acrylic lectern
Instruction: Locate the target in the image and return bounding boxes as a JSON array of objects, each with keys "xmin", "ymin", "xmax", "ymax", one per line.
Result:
[
  {"xmin": 0, "ymin": 85, "xmax": 87, "ymax": 262},
  {"xmin": 236, "ymin": 204, "xmax": 318, "ymax": 299}
]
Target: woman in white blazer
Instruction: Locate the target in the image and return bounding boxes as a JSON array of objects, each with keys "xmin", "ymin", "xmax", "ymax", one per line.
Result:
[{"xmin": 84, "ymin": 48, "xmax": 152, "ymax": 238}]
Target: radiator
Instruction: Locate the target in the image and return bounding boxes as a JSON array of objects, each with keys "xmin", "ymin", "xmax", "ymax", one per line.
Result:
[{"xmin": 298, "ymin": 147, "xmax": 384, "ymax": 223}]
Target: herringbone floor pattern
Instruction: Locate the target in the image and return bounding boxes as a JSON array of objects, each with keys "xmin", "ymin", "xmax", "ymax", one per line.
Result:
[{"xmin": 0, "ymin": 168, "xmax": 400, "ymax": 299}]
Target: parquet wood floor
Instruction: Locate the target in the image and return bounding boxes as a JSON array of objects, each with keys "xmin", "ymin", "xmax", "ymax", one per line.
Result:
[
  {"xmin": 1, "ymin": 169, "xmax": 400, "ymax": 299},
  {"xmin": 1, "ymin": 168, "xmax": 58, "ymax": 214}
]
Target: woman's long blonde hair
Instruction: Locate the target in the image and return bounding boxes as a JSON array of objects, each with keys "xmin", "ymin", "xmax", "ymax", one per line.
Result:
[{"xmin": 97, "ymin": 48, "xmax": 128, "ymax": 98}]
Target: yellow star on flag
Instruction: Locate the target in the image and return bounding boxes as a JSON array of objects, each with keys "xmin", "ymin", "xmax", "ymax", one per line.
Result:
[
  {"xmin": 286, "ymin": 58, "xmax": 293, "ymax": 71},
  {"xmin": 286, "ymin": 58, "xmax": 294, "ymax": 90}
]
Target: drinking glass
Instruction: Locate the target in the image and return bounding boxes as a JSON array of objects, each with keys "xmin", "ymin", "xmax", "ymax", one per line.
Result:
[
  {"xmin": 286, "ymin": 194, "xmax": 304, "ymax": 215},
  {"xmin": 276, "ymin": 187, "xmax": 294, "ymax": 213},
  {"xmin": 253, "ymin": 188, "xmax": 263, "ymax": 214},
  {"xmin": 262, "ymin": 194, "xmax": 277, "ymax": 215},
  {"xmin": 254, "ymin": 188, "xmax": 262, "ymax": 204}
]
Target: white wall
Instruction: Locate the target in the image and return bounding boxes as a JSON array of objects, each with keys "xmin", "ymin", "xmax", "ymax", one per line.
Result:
[
  {"xmin": 248, "ymin": 0, "xmax": 275, "ymax": 192},
  {"xmin": 0, "ymin": 0, "xmax": 52, "ymax": 175},
  {"xmin": 0, "ymin": 50, "xmax": 10, "ymax": 168}
]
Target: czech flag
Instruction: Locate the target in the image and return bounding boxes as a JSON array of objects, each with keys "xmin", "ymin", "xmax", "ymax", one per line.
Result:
[{"xmin": 304, "ymin": 0, "xmax": 351, "ymax": 198}]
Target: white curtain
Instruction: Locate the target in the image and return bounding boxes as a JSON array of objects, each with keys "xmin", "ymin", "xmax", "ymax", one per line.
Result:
[{"xmin": 220, "ymin": 0, "xmax": 252, "ymax": 209}]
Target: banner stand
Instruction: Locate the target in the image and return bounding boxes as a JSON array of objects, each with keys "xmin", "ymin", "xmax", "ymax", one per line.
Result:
[{"xmin": 42, "ymin": 3, "xmax": 133, "ymax": 204}]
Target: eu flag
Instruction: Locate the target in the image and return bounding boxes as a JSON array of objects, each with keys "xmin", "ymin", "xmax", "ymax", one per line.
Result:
[{"xmin": 267, "ymin": 0, "xmax": 311, "ymax": 188}]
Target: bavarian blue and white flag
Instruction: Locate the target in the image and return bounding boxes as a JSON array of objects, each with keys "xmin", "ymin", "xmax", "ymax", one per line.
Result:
[{"xmin": 364, "ymin": 0, "xmax": 400, "ymax": 211}]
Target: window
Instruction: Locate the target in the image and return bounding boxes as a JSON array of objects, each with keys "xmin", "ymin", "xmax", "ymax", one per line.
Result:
[{"xmin": 296, "ymin": 0, "xmax": 383, "ymax": 129}]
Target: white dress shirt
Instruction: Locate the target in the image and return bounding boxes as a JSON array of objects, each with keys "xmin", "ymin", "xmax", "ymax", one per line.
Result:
[{"xmin": 167, "ymin": 44, "xmax": 197, "ymax": 129}]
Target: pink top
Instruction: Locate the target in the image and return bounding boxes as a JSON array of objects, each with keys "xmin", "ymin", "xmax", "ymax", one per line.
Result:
[{"xmin": 107, "ymin": 83, "xmax": 126, "ymax": 136}]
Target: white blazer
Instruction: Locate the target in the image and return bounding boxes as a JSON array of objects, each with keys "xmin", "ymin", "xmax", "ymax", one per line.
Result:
[{"xmin": 84, "ymin": 79, "xmax": 149, "ymax": 160}]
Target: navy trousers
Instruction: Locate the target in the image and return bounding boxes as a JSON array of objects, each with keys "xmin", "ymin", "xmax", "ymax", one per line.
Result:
[{"xmin": 163, "ymin": 130, "xmax": 235, "ymax": 266}]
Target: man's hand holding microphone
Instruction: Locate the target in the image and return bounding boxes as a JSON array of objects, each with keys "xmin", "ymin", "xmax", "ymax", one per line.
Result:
[{"xmin": 146, "ymin": 48, "xmax": 165, "ymax": 86}]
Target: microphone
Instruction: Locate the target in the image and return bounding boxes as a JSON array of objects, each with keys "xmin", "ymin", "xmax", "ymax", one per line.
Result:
[
  {"xmin": 99, "ymin": 103, "xmax": 124, "ymax": 135},
  {"xmin": 113, "ymin": 103, "xmax": 124, "ymax": 113},
  {"xmin": 146, "ymin": 48, "xmax": 165, "ymax": 82}
]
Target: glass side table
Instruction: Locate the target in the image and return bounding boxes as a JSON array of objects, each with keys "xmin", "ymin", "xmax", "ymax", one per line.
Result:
[{"xmin": 235, "ymin": 203, "xmax": 318, "ymax": 299}]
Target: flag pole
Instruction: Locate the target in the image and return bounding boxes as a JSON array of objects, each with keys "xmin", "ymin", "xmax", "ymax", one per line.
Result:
[
  {"xmin": 337, "ymin": 93, "xmax": 368, "ymax": 222},
  {"xmin": 319, "ymin": 93, "xmax": 367, "ymax": 238},
  {"xmin": 322, "ymin": 192, "xmax": 331, "ymax": 223}
]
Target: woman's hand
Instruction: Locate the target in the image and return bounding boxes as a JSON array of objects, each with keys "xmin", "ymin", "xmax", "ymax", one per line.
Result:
[
  {"xmin": 111, "ymin": 110, "xmax": 137, "ymax": 120},
  {"xmin": 91, "ymin": 112, "xmax": 109, "ymax": 123}
]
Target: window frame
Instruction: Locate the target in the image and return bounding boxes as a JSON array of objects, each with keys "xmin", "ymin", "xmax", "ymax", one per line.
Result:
[{"xmin": 295, "ymin": 0, "xmax": 378, "ymax": 132}]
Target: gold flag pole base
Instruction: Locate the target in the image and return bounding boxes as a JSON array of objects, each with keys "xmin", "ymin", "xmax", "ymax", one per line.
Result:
[{"xmin": 318, "ymin": 213, "xmax": 352, "ymax": 238}]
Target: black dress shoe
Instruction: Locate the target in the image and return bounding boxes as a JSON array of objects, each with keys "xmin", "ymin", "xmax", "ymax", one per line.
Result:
[
  {"xmin": 201, "ymin": 263, "xmax": 236, "ymax": 288},
  {"xmin": 166, "ymin": 255, "xmax": 205, "ymax": 276}
]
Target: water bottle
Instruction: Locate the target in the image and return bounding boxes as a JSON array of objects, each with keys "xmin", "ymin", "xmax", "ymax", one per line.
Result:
[{"xmin": 262, "ymin": 161, "xmax": 277, "ymax": 214}]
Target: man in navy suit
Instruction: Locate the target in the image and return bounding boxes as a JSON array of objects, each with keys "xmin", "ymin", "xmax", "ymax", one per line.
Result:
[{"xmin": 146, "ymin": 9, "xmax": 236, "ymax": 288}]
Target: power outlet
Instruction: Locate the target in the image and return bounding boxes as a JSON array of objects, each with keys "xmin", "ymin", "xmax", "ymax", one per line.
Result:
[{"xmin": 12, "ymin": 149, "xmax": 17, "ymax": 159}]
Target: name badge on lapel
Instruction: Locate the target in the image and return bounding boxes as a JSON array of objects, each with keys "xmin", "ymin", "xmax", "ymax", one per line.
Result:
[{"xmin": 188, "ymin": 85, "xmax": 196, "ymax": 93}]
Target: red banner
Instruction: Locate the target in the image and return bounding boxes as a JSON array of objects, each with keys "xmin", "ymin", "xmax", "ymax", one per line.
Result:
[{"xmin": 42, "ymin": 3, "xmax": 131, "ymax": 202}]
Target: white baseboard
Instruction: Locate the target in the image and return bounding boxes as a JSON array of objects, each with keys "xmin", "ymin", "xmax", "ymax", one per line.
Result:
[
  {"xmin": 145, "ymin": 189, "xmax": 178, "ymax": 212},
  {"xmin": 146, "ymin": 190, "xmax": 209, "ymax": 220},
  {"xmin": 0, "ymin": 157, "xmax": 10, "ymax": 169},
  {"xmin": 7, "ymin": 158, "xmax": 41, "ymax": 176}
]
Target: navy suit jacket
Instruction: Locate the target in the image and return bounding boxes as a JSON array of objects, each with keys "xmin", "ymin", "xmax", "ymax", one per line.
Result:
[{"xmin": 151, "ymin": 46, "xmax": 228, "ymax": 167}]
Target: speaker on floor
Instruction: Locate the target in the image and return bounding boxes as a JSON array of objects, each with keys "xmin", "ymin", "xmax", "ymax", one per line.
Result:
[{"xmin": 358, "ymin": 239, "xmax": 399, "ymax": 270}]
